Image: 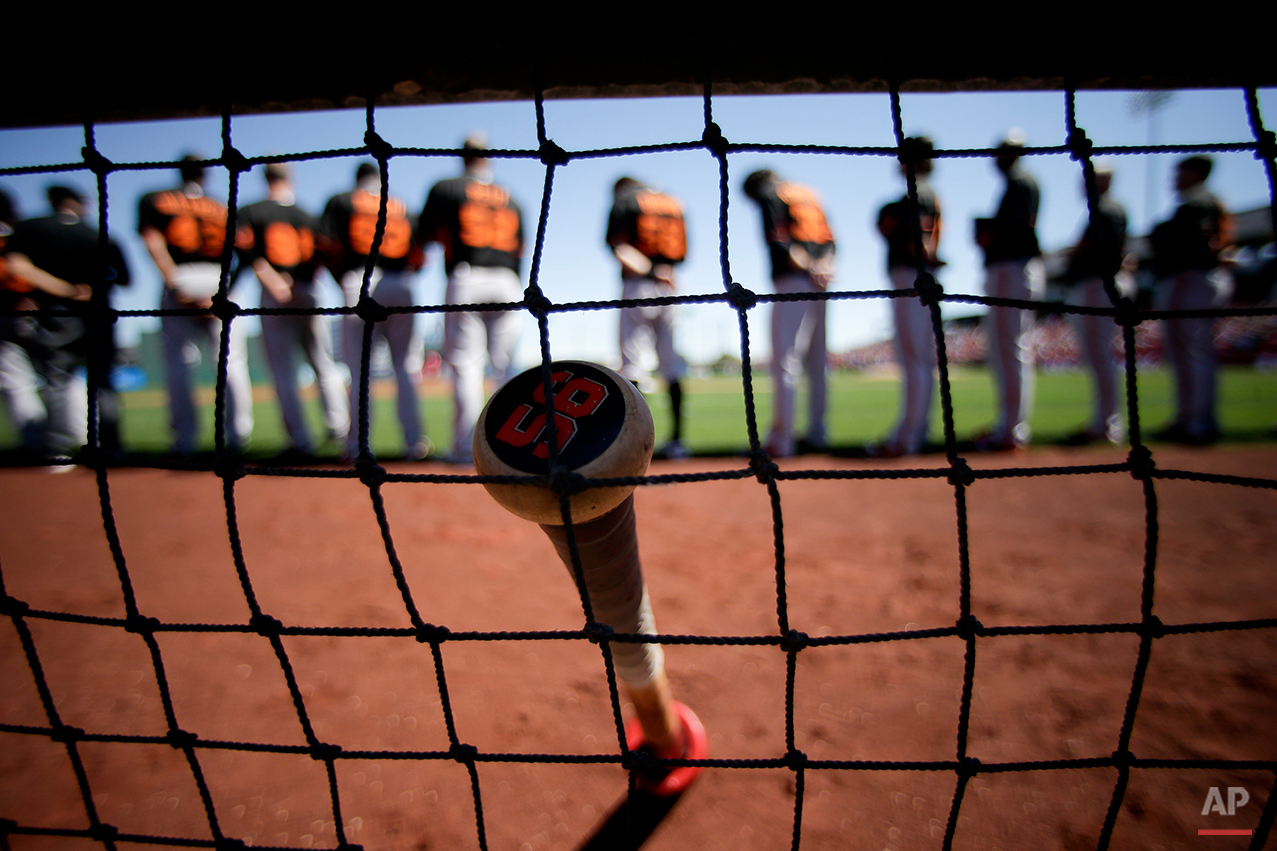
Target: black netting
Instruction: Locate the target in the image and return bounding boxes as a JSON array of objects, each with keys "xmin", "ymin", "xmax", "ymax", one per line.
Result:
[{"xmin": 1, "ymin": 79, "xmax": 1275, "ymax": 851}]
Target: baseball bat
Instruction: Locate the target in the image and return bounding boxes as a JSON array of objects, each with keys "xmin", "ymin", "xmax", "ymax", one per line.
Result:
[{"xmin": 473, "ymin": 361, "xmax": 706, "ymax": 795}]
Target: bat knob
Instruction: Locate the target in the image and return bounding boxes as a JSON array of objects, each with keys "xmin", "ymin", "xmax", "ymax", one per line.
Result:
[{"xmin": 474, "ymin": 361, "xmax": 655, "ymax": 525}]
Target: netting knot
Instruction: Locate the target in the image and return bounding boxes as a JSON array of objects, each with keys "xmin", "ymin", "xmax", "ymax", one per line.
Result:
[
  {"xmin": 364, "ymin": 130, "xmax": 393, "ymax": 161},
  {"xmin": 550, "ymin": 468, "xmax": 587, "ymax": 496},
  {"xmin": 355, "ymin": 294, "xmax": 389, "ymax": 324},
  {"xmin": 947, "ymin": 459, "xmax": 975, "ymax": 487},
  {"xmin": 749, "ymin": 448, "xmax": 778, "ymax": 484},
  {"xmin": 0, "ymin": 595, "xmax": 30, "ymax": 616},
  {"xmin": 216, "ymin": 839, "xmax": 247, "ymax": 851},
  {"xmin": 784, "ymin": 749, "xmax": 808, "ymax": 770},
  {"xmin": 1111, "ymin": 748, "xmax": 1135, "ymax": 768},
  {"xmin": 780, "ymin": 630, "xmax": 809, "ymax": 653},
  {"xmin": 522, "ymin": 286, "xmax": 552, "ymax": 316},
  {"xmin": 898, "ymin": 135, "xmax": 932, "ymax": 168},
  {"xmin": 214, "ymin": 452, "xmax": 245, "ymax": 481},
  {"xmin": 311, "ymin": 742, "xmax": 342, "ymax": 761},
  {"xmin": 1068, "ymin": 129, "xmax": 1093, "ymax": 162},
  {"xmin": 89, "ymin": 823, "xmax": 119, "ymax": 842},
  {"xmin": 623, "ymin": 748, "xmax": 657, "ymax": 773},
  {"xmin": 51, "ymin": 725, "xmax": 84, "ymax": 744},
  {"xmin": 1255, "ymin": 129, "xmax": 1277, "ymax": 162},
  {"xmin": 450, "ymin": 742, "xmax": 478, "ymax": 764},
  {"xmin": 1112, "ymin": 296, "xmax": 1140, "ymax": 329},
  {"xmin": 125, "ymin": 614, "xmax": 160, "ymax": 635},
  {"xmin": 1138, "ymin": 615, "xmax": 1165, "ymax": 639},
  {"xmin": 81, "ymin": 146, "xmax": 112, "ymax": 174},
  {"xmin": 955, "ymin": 615, "xmax": 984, "ymax": 640},
  {"xmin": 0, "ymin": 819, "xmax": 15, "ymax": 836},
  {"xmin": 75, "ymin": 444, "xmax": 102, "ymax": 470},
  {"xmin": 222, "ymin": 146, "xmax": 250, "ymax": 175},
  {"xmin": 209, "ymin": 294, "xmax": 240, "ymax": 322},
  {"xmin": 415, "ymin": 623, "xmax": 450, "ymax": 644},
  {"xmin": 702, "ymin": 122, "xmax": 728, "ymax": 156},
  {"xmin": 355, "ymin": 455, "xmax": 386, "ymax": 487},
  {"xmin": 167, "ymin": 728, "xmax": 198, "ymax": 749},
  {"xmin": 726, "ymin": 282, "xmax": 757, "ymax": 311},
  {"xmin": 583, "ymin": 621, "xmax": 614, "ymax": 644},
  {"xmin": 540, "ymin": 139, "xmax": 570, "ymax": 166},
  {"xmin": 957, "ymin": 756, "xmax": 982, "ymax": 777},
  {"xmin": 913, "ymin": 272, "xmax": 943, "ymax": 306},
  {"xmin": 1127, "ymin": 445, "xmax": 1155, "ymax": 480},
  {"xmin": 251, "ymin": 614, "xmax": 282, "ymax": 637}
]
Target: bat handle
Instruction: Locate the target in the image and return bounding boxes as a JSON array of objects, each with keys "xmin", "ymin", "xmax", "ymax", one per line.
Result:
[{"xmin": 539, "ymin": 494, "xmax": 681, "ymax": 754}]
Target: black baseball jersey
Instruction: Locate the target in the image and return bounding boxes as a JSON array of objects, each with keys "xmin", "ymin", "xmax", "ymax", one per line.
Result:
[
  {"xmin": 4, "ymin": 212, "xmax": 130, "ymax": 353},
  {"xmin": 878, "ymin": 179, "xmax": 940, "ymax": 271},
  {"xmin": 752, "ymin": 181, "xmax": 835, "ymax": 279},
  {"xmin": 980, "ymin": 165, "xmax": 1040, "ymax": 265},
  {"xmin": 137, "ymin": 188, "xmax": 228, "ymax": 265},
  {"xmin": 1149, "ymin": 188, "xmax": 1230, "ymax": 276},
  {"xmin": 418, "ymin": 176, "xmax": 523, "ymax": 276},
  {"xmin": 321, "ymin": 187, "xmax": 418, "ymax": 274},
  {"xmin": 606, "ymin": 187, "xmax": 687, "ymax": 268},
  {"xmin": 6, "ymin": 213, "xmax": 130, "ymax": 304},
  {"xmin": 1065, "ymin": 194, "xmax": 1128, "ymax": 283},
  {"xmin": 235, "ymin": 200, "xmax": 321, "ymax": 283}
]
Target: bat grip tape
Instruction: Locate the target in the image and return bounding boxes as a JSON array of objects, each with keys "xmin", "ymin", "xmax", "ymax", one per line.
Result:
[{"xmin": 540, "ymin": 494, "xmax": 664, "ymax": 688}]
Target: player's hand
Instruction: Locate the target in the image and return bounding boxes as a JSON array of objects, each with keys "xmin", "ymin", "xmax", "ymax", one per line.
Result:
[
  {"xmin": 652, "ymin": 263, "xmax": 675, "ymax": 288},
  {"xmin": 71, "ymin": 284, "xmax": 93, "ymax": 302}
]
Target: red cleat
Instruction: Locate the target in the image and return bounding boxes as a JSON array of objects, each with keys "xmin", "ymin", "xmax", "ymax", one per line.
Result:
[{"xmin": 624, "ymin": 701, "xmax": 709, "ymax": 797}]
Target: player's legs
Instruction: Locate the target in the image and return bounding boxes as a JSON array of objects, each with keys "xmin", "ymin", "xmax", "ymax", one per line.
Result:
[
  {"xmin": 161, "ymin": 289, "xmax": 202, "ymax": 453},
  {"xmin": 618, "ymin": 278, "xmax": 656, "ymax": 385},
  {"xmin": 1165, "ymin": 269, "xmax": 1228, "ymax": 440},
  {"xmin": 0, "ymin": 336, "xmax": 46, "ymax": 449},
  {"xmin": 341, "ymin": 268, "xmax": 378, "ymax": 454},
  {"xmin": 444, "ymin": 266, "xmax": 485, "ymax": 460},
  {"xmin": 984, "ymin": 259, "xmax": 1038, "ymax": 446},
  {"xmin": 260, "ymin": 307, "xmax": 310, "ymax": 452},
  {"xmin": 35, "ymin": 344, "xmax": 83, "ymax": 456},
  {"xmin": 283, "ymin": 285, "xmax": 348, "ymax": 445},
  {"xmin": 768, "ymin": 273, "xmax": 810, "ymax": 457},
  {"xmin": 889, "ymin": 266, "xmax": 937, "ymax": 453},
  {"xmin": 374, "ymin": 270, "xmax": 423, "ymax": 452},
  {"xmin": 220, "ymin": 316, "xmax": 254, "ymax": 450},
  {"xmin": 799, "ymin": 287, "xmax": 828, "ymax": 448},
  {"xmin": 1072, "ymin": 277, "xmax": 1122, "ymax": 441}
]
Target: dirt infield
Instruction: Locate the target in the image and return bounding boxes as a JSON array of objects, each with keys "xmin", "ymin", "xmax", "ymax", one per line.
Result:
[{"xmin": 2, "ymin": 446, "xmax": 1275, "ymax": 850}]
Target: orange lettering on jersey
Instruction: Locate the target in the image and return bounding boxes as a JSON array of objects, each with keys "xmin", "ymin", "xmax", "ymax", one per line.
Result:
[
  {"xmin": 349, "ymin": 190, "xmax": 411, "ymax": 258},
  {"xmin": 777, "ymin": 183, "xmax": 833, "ymax": 245},
  {"xmin": 459, "ymin": 201, "xmax": 520, "ymax": 254},
  {"xmin": 465, "ymin": 182, "xmax": 509, "ymax": 208},
  {"xmin": 264, "ymin": 222, "xmax": 314, "ymax": 268}
]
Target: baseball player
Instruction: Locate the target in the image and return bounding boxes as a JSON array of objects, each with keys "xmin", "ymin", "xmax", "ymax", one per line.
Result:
[
  {"xmin": 322, "ymin": 162, "xmax": 428, "ymax": 460},
  {"xmin": 236, "ymin": 163, "xmax": 349, "ymax": 456},
  {"xmin": 871, "ymin": 137, "xmax": 941, "ymax": 458},
  {"xmin": 606, "ymin": 177, "xmax": 689, "ymax": 459},
  {"xmin": 3, "ymin": 185, "xmax": 130, "ymax": 458},
  {"xmin": 973, "ymin": 134, "xmax": 1043, "ymax": 452},
  {"xmin": 138, "ymin": 154, "xmax": 253, "ymax": 454},
  {"xmin": 418, "ymin": 135, "xmax": 524, "ymax": 464},
  {"xmin": 1059, "ymin": 163, "xmax": 1130, "ymax": 446},
  {"xmin": 742, "ymin": 169, "xmax": 836, "ymax": 458},
  {"xmin": 1149, "ymin": 154, "xmax": 1233, "ymax": 445}
]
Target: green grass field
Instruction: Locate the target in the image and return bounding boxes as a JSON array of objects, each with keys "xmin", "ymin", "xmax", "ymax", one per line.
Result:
[{"xmin": 4, "ymin": 365, "xmax": 1272, "ymax": 458}]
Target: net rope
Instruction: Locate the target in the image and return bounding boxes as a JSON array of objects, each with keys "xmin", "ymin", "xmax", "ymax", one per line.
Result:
[{"xmin": 1, "ymin": 77, "xmax": 1276, "ymax": 851}]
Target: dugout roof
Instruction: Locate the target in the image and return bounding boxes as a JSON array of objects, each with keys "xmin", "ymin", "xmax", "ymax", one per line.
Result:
[{"xmin": 7, "ymin": 28, "xmax": 1273, "ymax": 129}]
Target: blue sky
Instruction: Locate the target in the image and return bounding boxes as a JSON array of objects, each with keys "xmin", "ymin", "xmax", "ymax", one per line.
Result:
[{"xmin": 1, "ymin": 87, "xmax": 1273, "ymax": 370}]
